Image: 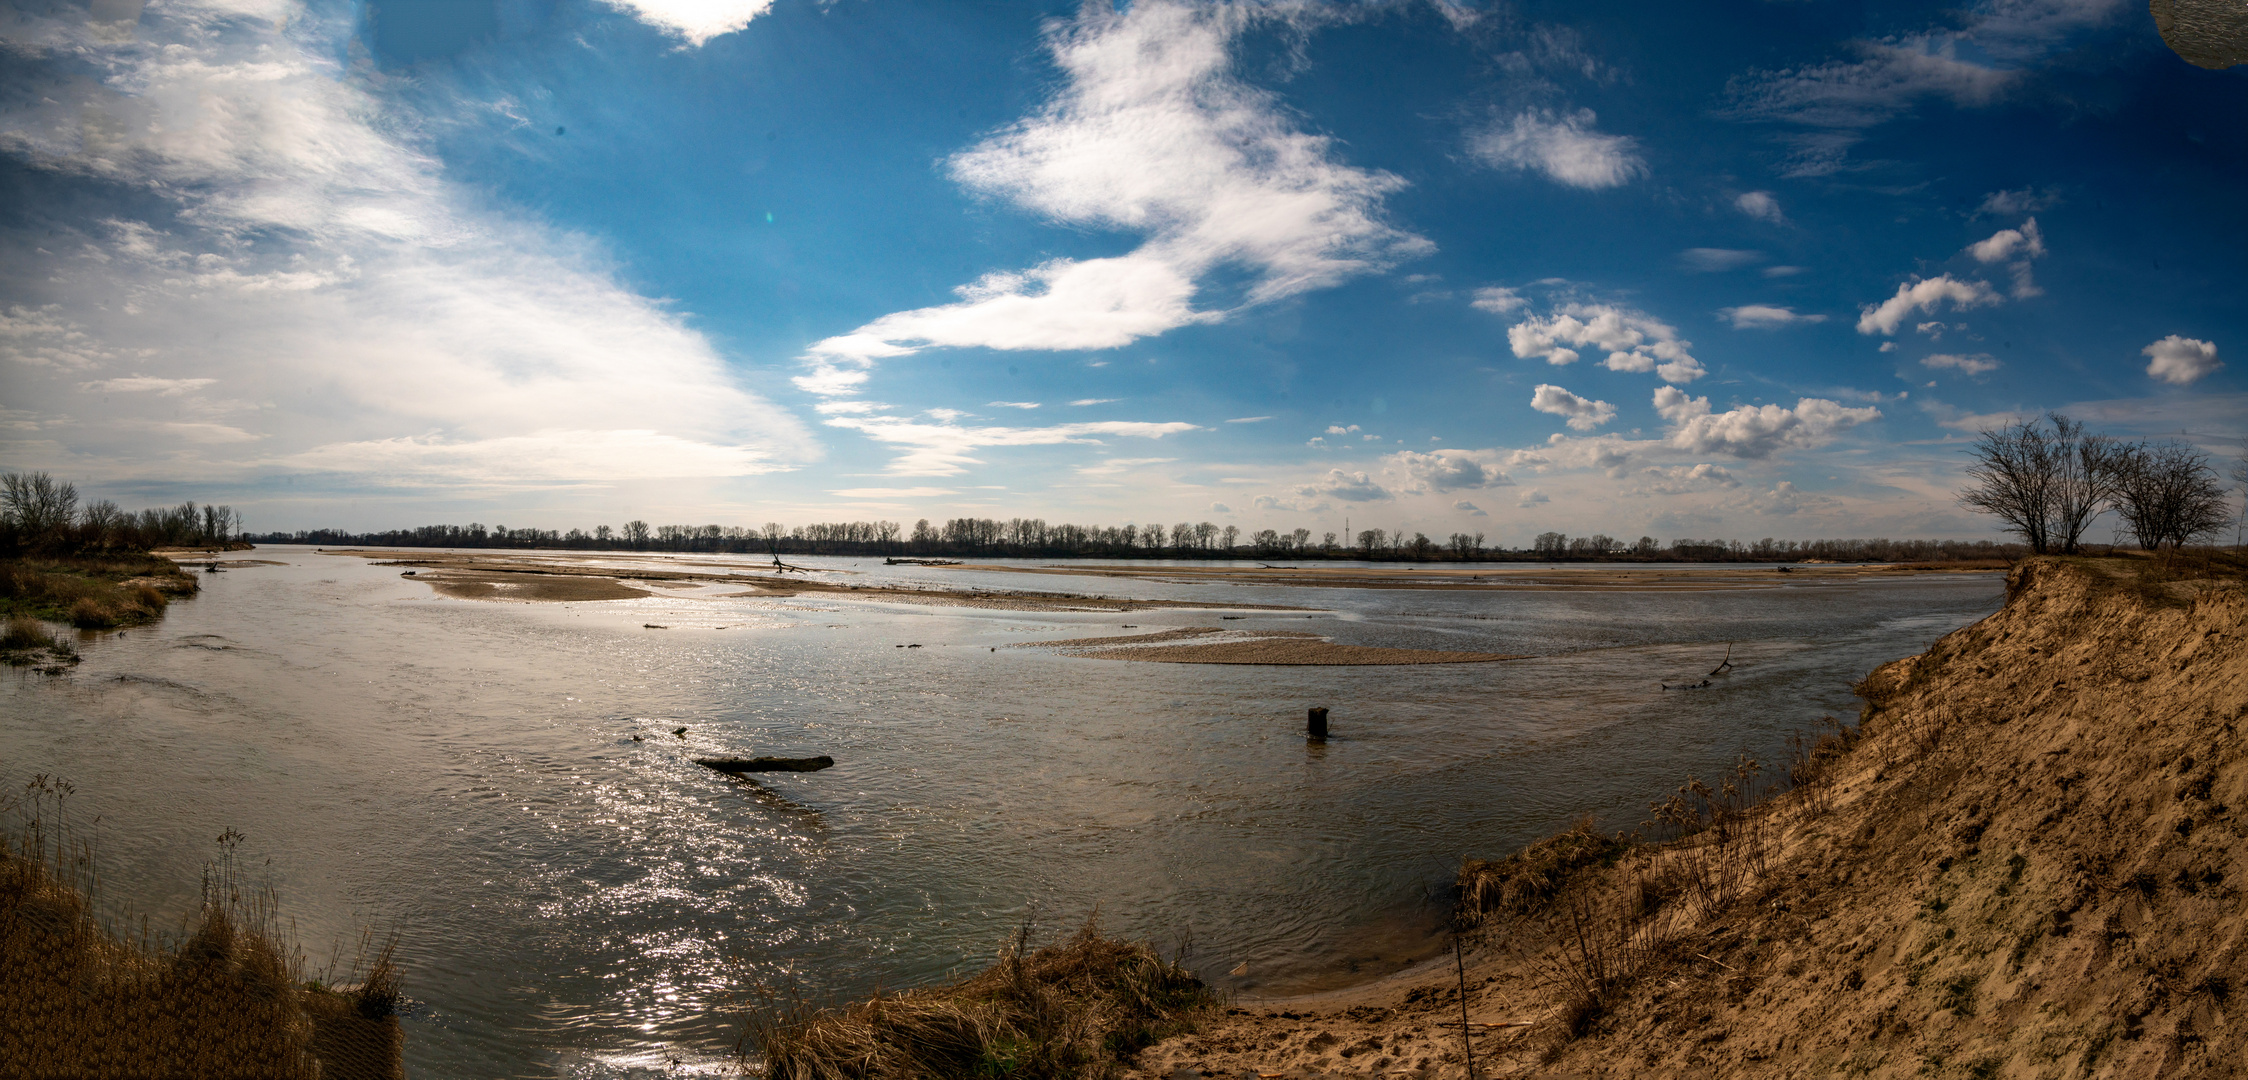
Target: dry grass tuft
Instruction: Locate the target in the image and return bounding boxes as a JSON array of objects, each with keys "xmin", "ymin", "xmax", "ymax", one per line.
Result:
[
  {"xmin": 0, "ymin": 777, "xmax": 403, "ymax": 1080},
  {"xmin": 1456, "ymin": 818, "xmax": 1629, "ymax": 926},
  {"xmin": 743, "ymin": 914, "xmax": 1221, "ymax": 1079}
]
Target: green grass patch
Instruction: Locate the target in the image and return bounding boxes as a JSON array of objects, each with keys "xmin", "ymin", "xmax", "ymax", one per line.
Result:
[{"xmin": 0, "ymin": 553, "xmax": 195, "ymax": 629}]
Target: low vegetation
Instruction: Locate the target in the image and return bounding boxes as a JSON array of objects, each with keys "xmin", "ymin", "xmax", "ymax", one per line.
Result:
[
  {"xmin": 742, "ymin": 915, "xmax": 1221, "ymax": 1080},
  {"xmin": 0, "ymin": 552, "xmax": 195, "ymax": 629},
  {"xmin": 0, "ymin": 777, "xmax": 403, "ymax": 1080}
]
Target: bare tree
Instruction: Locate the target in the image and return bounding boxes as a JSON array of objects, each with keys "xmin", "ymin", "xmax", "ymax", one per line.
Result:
[
  {"xmin": 2110, "ymin": 441, "xmax": 2231, "ymax": 550},
  {"xmin": 1959, "ymin": 418, "xmax": 2056, "ymax": 552},
  {"xmin": 2044, "ymin": 415, "xmax": 2124, "ymax": 554}
]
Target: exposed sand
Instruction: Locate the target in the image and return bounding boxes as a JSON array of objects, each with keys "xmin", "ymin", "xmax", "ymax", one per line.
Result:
[
  {"xmin": 1124, "ymin": 556, "xmax": 2248, "ymax": 1078},
  {"xmin": 1021, "ymin": 627, "xmax": 1526, "ymax": 666},
  {"xmin": 411, "ymin": 569, "xmax": 651, "ymax": 602},
  {"xmin": 323, "ymin": 550, "xmax": 1301, "ymax": 613},
  {"xmin": 955, "ymin": 560, "xmax": 2008, "ymax": 592}
]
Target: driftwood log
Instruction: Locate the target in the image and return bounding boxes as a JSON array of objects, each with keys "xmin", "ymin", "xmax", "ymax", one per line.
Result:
[{"xmin": 695, "ymin": 755, "xmax": 835, "ymax": 774}]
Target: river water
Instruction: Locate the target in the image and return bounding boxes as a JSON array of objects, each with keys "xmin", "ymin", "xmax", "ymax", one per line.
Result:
[{"xmin": 0, "ymin": 548, "xmax": 2003, "ymax": 1077}]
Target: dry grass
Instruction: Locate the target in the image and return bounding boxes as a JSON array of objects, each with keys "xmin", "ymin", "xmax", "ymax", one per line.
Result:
[
  {"xmin": 743, "ymin": 914, "xmax": 1221, "ymax": 1079},
  {"xmin": 0, "ymin": 777, "xmax": 403, "ymax": 1079},
  {"xmin": 0, "ymin": 553, "xmax": 194, "ymax": 629}
]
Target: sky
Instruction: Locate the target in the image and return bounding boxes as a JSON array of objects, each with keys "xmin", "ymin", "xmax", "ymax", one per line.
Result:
[{"xmin": 1, "ymin": 0, "xmax": 2243, "ymax": 543}]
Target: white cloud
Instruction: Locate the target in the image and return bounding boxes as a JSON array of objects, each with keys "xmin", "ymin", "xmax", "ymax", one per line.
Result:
[
  {"xmin": 1225, "ymin": 415, "xmax": 1273, "ymax": 423},
  {"xmin": 1855, "ymin": 275, "xmax": 2002, "ymax": 335},
  {"xmin": 1470, "ymin": 286, "xmax": 1527, "ymax": 314},
  {"xmin": 800, "ymin": 2, "xmax": 1427, "ymax": 375},
  {"xmin": 1719, "ymin": 305, "xmax": 1826, "ymax": 329},
  {"xmin": 597, "ymin": 0, "xmax": 774, "ymax": 46},
  {"xmin": 0, "ymin": 3, "xmax": 811, "ymax": 489},
  {"xmin": 1070, "ymin": 398, "xmax": 1120, "ymax": 406},
  {"xmin": 1298, "ymin": 469, "xmax": 1392, "ymax": 502},
  {"xmin": 828, "ymin": 487, "xmax": 957, "ymax": 499},
  {"xmin": 1679, "ymin": 248, "xmax": 1762, "ymax": 272},
  {"xmin": 821, "ymin": 415, "xmax": 1199, "ymax": 476},
  {"xmin": 1468, "ymin": 108, "xmax": 1646, "ymax": 189},
  {"xmin": 987, "ymin": 401, "xmax": 1042, "ymax": 409},
  {"xmin": 1075, "ymin": 456, "xmax": 1175, "ymax": 476},
  {"xmin": 1919, "ymin": 399, "xmax": 2035, "ymax": 433},
  {"xmin": 1634, "ymin": 463, "xmax": 1741, "ymax": 494},
  {"xmin": 1519, "ymin": 489, "xmax": 1550, "ymax": 506},
  {"xmin": 1508, "ymin": 303, "xmax": 1706, "ymax": 383},
  {"xmin": 1922, "ymin": 352, "xmax": 2002, "ymax": 375},
  {"xmin": 1978, "ymin": 187, "xmax": 2062, "ymax": 216},
  {"xmin": 1209, "ymin": 502, "xmax": 1232, "ymax": 514},
  {"xmin": 1762, "ymin": 265, "xmax": 1804, "ymax": 278},
  {"xmin": 1735, "ymin": 191, "xmax": 1786, "ymax": 223},
  {"xmin": 1965, "ymin": 217, "xmax": 2046, "ymax": 263},
  {"xmin": 1529, "ymin": 383, "xmax": 1616, "ymax": 431},
  {"xmin": 1326, "ymin": 424, "xmax": 1361, "ymax": 435},
  {"xmin": 78, "ymin": 376, "xmax": 216, "ymax": 395},
  {"xmin": 1453, "ymin": 499, "xmax": 1489, "ymax": 517},
  {"xmin": 1390, "ymin": 450, "xmax": 1509, "ymax": 492},
  {"xmin": 1653, "ymin": 386, "xmax": 1881, "ymax": 459},
  {"xmin": 2143, "ymin": 335, "xmax": 2222, "ymax": 385}
]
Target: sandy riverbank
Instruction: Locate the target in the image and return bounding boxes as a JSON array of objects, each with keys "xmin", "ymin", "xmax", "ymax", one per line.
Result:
[{"xmin": 1119, "ymin": 554, "xmax": 2248, "ymax": 1078}]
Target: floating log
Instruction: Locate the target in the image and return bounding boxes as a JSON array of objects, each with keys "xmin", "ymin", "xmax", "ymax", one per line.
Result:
[
  {"xmin": 1708, "ymin": 643, "xmax": 1735, "ymax": 676},
  {"xmin": 696, "ymin": 755, "xmax": 835, "ymax": 774}
]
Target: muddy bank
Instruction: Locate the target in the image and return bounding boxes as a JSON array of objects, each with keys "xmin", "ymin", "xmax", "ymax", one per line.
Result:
[{"xmin": 1126, "ymin": 555, "xmax": 2248, "ymax": 1078}]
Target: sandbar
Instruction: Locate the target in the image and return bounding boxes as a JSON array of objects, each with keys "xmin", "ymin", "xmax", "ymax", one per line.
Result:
[{"xmin": 323, "ymin": 550, "xmax": 1302, "ymax": 613}]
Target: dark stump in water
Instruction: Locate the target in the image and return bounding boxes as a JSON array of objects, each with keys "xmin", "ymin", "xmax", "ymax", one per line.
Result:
[{"xmin": 695, "ymin": 755, "xmax": 835, "ymax": 774}]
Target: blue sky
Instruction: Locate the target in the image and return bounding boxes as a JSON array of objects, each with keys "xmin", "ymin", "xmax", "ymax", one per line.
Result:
[{"xmin": 1, "ymin": 0, "xmax": 2241, "ymax": 542}]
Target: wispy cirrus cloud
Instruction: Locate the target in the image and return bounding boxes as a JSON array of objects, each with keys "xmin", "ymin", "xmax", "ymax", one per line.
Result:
[{"xmin": 1721, "ymin": 0, "xmax": 2128, "ymax": 174}]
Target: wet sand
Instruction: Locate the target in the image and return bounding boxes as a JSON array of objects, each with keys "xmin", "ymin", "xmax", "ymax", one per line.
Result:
[{"xmin": 1020, "ymin": 627, "xmax": 1527, "ymax": 666}]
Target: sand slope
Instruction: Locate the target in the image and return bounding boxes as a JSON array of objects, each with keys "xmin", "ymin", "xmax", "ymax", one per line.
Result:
[{"xmin": 1130, "ymin": 557, "xmax": 2248, "ymax": 1078}]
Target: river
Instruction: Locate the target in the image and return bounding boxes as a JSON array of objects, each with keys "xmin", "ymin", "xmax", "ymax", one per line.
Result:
[{"xmin": 0, "ymin": 547, "xmax": 2004, "ymax": 1077}]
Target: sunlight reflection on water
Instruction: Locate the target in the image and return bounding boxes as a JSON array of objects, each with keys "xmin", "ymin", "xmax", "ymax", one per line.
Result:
[{"xmin": 0, "ymin": 548, "xmax": 2003, "ymax": 1077}]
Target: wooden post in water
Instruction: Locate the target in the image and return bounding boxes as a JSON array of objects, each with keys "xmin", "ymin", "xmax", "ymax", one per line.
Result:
[{"xmin": 1307, "ymin": 707, "xmax": 1329, "ymax": 741}]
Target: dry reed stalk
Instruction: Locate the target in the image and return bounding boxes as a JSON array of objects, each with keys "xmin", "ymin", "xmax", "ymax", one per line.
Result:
[{"xmin": 0, "ymin": 777, "xmax": 402, "ymax": 1080}]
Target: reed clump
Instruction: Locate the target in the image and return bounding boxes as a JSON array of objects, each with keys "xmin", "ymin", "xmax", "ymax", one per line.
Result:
[
  {"xmin": 0, "ymin": 778, "xmax": 403, "ymax": 1080},
  {"xmin": 745, "ymin": 915, "xmax": 1220, "ymax": 1080}
]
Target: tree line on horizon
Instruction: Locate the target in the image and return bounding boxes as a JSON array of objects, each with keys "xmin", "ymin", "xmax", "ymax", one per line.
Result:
[{"xmin": 244, "ymin": 514, "xmax": 2026, "ymax": 564}]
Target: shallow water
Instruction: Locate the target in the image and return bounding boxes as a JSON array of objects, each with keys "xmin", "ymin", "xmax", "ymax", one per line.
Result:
[{"xmin": 0, "ymin": 548, "xmax": 2004, "ymax": 1077}]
